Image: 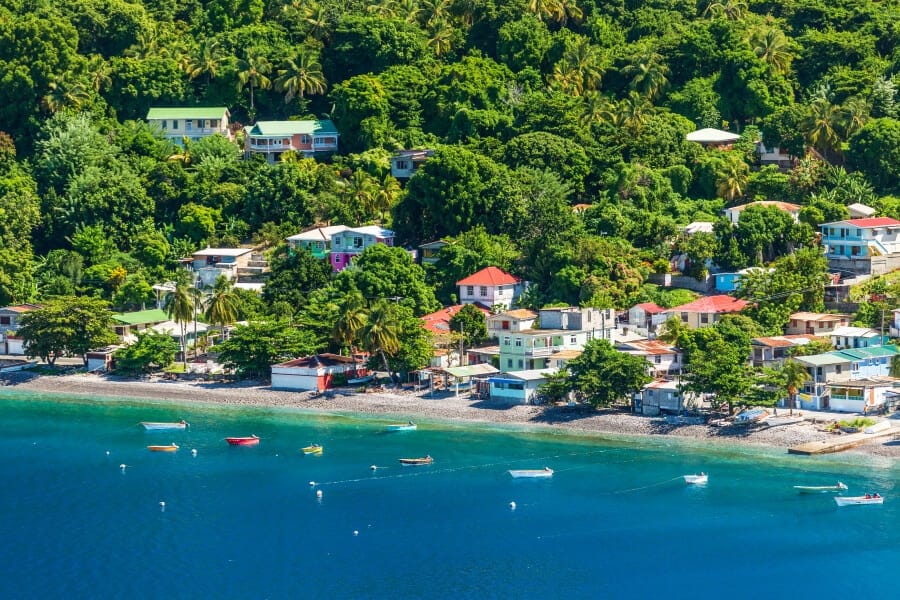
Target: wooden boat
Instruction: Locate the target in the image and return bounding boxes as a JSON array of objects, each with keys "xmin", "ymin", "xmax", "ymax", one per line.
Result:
[
  {"xmin": 226, "ymin": 435, "xmax": 260, "ymax": 446},
  {"xmin": 302, "ymin": 444, "xmax": 323, "ymax": 455},
  {"xmin": 347, "ymin": 374, "xmax": 375, "ymax": 386},
  {"xmin": 735, "ymin": 408, "xmax": 769, "ymax": 425},
  {"xmin": 683, "ymin": 473, "xmax": 708, "ymax": 485},
  {"xmin": 508, "ymin": 467, "xmax": 554, "ymax": 478},
  {"xmin": 794, "ymin": 482, "xmax": 848, "ymax": 494},
  {"xmin": 835, "ymin": 494, "xmax": 883, "ymax": 506},
  {"xmin": 140, "ymin": 420, "xmax": 188, "ymax": 431},
  {"xmin": 386, "ymin": 421, "xmax": 417, "ymax": 432},
  {"xmin": 147, "ymin": 443, "xmax": 179, "ymax": 452},
  {"xmin": 399, "ymin": 455, "xmax": 433, "ymax": 466}
]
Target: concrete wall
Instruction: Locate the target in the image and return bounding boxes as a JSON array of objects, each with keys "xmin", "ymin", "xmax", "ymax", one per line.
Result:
[{"xmin": 648, "ymin": 273, "xmax": 713, "ymax": 293}]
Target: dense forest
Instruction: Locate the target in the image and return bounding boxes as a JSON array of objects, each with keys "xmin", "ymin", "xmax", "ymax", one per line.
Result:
[{"xmin": 1, "ymin": 0, "xmax": 900, "ymax": 374}]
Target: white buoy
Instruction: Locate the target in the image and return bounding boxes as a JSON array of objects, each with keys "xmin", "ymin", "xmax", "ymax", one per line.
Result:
[
  {"xmin": 509, "ymin": 501, "xmax": 516, "ymax": 510},
  {"xmin": 191, "ymin": 448, "xmax": 197, "ymax": 456},
  {"xmin": 316, "ymin": 490, "xmax": 323, "ymax": 498},
  {"xmin": 159, "ymin": 501, "xmax": 166, "ymax": 511},
  {"xmin": 370, "ymin": 465, "xmax": 377, "ymax": 471},
  {"xmin": 119, "ymin": 464, "xmax": 126, "ymax": 470},
  {"xmin": 106, "ymin": 451, "xmax": 110, "ymax": 456},
  {"xmin": 309, "ymin": 481, "xmax": 316, "ymax": 487},
  {"xmin": 353, "ymin": 530, "xmax": 359, "ymax": 536}
]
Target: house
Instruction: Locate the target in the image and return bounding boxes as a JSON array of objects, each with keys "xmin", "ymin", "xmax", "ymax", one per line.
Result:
[
  {"xmin": 820, "ymin": 217, "xmax": 900, "ymax": 275},
  {"xmin": 487, "ymin": 368, "xmax": 558, "ymax": 404},
  {"xmin": 146, "ymin": 107, "xmax": 233, "ymax": 144},
  {"xmin": 466, "ymin": 344, "xmax": 500, "ymax": 367},
  {"xmin": 827, "ymin": 376, "xmax": 900, "ymax": 414},
  {"xmin": 685, "ymin": 128, "xmax": 740, "ymax": 149},
  {"xmin": 785, "ymin": 312, "xmax": 851, "ymax": 336},
  {"xmin": 487, "ymin": 309, "xmax": 537, "ymax": 339},
  {"xmin": 538, "ymin": 306, "xmax": 615, "ymax": 336},
  {"xmin": 683, "ymin": 221, "xmax": 714, "ymax": 235},
  {"xmin": 547, "ymin": 349, "xmax": 582, "ymax": 370},
  {"xmin": 390, "ymin": 149, "xmax": 435, "ymax": 179},
  {"xmin": 661, "ymin": 295, "xmax": 748, "ymax": 329},
  {"xmin": 636, "ymin": 379, "xmax": 696, "ymax": 416},
  {"xmin": 111, "ymin": 309, "xmax": 171, "ymax": 342},
  {"xmin": 627, "ymin": 302, "xmax": 666, "ymax": 332},
  {"xmin": 329, "ymin": 226, "xmax": 395, "ymax": 272},
  {"xmin": 87, "ymin": 346, "xmax": 120, "ymax": 372},
  {"xmin": 418, "ymin": 240, "xmax": 449, "ymax": 265},
  {"xmin": 286, "ymin": 225, "xmax": 350, "ymax": 260},
  {"xmin": 0, "ymin": 304, "xmax": 41, "ymax": 354},
  {"xmin": 271, "ymin": 354, "xmax": 368, "ymax": 392},
  {"xmin": 243, "ymin": 120, "xmax": 338, "ymax": 162},
  {"xmin": 617, "ymin": 340, "xmax": 682, "ymax": 378},
  {"xmin": 456, "ymin": 267, "xmax": 523, "ymax": 310},
  {"xmin": 750, "ymin": 334, "xmax": 823, "ymax": 368},
  {"xmin": 498, "ymin": 308, "xmax": 613, "ymax": 372},
  {"xmin": 192, "ymin": 247, "xmax": 255, "ymax": 287},
  {"xmin": 794, "ymin": 345, "xmax": 899, "ymax": 410},
  {"xmin": 755, "ymin": 141, "xmax": 794, "ymax": 168},
  {"xmin": 723, "ymin": 201, "xmax": 801, "ymax": 225},
  {"xmin": 829, "ymin": 326, "xmax": 886, "ymax": 350},
  {"xmin": 847, "ymin": 203, "xmax": 877, "ymax": 219},
  {"xmin": 714, "ymin": 267, "xmax": 772, "ymax": 293},
  {"xmin": 421, "ymin": 304, "xmax": 490, "ymax": 338}
]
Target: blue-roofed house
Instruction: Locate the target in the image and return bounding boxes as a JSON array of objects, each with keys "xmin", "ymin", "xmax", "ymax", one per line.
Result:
[{"xmin": 243, "ymin": 120, "xmax": 339, "ymax": 162}]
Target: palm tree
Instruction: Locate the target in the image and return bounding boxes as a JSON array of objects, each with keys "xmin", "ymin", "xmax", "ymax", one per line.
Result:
[
  {"xmin": 205, "ymin": 275, "xmax": 239, "ymax": 343},
  {"xmin": 624, "ymin": 52, "xmax": 669, "ymax": 100},
  {"xmin": 551, "ymin": 37, "xmax": 604, "ymax": 97},
  {"xmin": 751, "ymin": 26, "xmax": 792, "ymax": 75},
  {"xmin": 527, "ymin": 0, "xmax": 562, "ymax": 22},
  {"xmin": 41, "ymin": 77, "xmax": 91, "ymax": 114},
  {"xmin": 841, "ymin": 96, "xmax": 870, "ymax": 140},
  {"xmin": 427, "ymin": 18, "xmax": 455, "ymax": 57},
  {"xmin": 182, "ymin": 39, "xmax": 225, "ymax": 85},
  {"xmin": 333, "ymin": 292, "xmax": 369, "ymax": 367},
  {"xmin": 779, "ymin": 359, "xmax": 811, "ymax": 416},
  {"xmin": 375, "ymin": 175, "xmax": 401, "ymax": 221},
  {"xmin": 275, "ymin": 50, "xmax": 327, "ymax": 103},
  {"xmin": 303, "ymin": 2, "xmax": 330, "ymax": 40},
  {"xmin": 81, "ymin": 54, "xmax": 112, "ymax": 93},
  {"xmin": 716, "ymin": 155, "xmax": 749, "ymax": 202},
  {"xmin": 702, "ymin": 0, "xmax": 747, "ymax": 20},
  {"xmin": 164, "ymin": 273, "xmax": 195, "ymax": 368},
  {"xmin": 361, "ymin": 301, "xmax": 401, "ymax": 384},
  {"xmin": 237, "ymin": 50, "xmax": 273, "ymax": 114},
  {"xmin": 347, "ymin": 170, "xmax": 378, "ymax": 223},
  {"xmin": 555, "ymin": 0, "xmax": 583, "ymax": 25},
  {"xmin": 803, "ymin": 98, "xmax": 843, "ymax": 163}
]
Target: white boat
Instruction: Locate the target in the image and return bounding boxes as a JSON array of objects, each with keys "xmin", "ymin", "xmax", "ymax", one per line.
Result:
[
  {"xmin": 508, "ymin": 468, "xmax": 554, "ymax": 478},
  {"xmin": 140, "ymin": 420, "xmax": 188, "ymax": 431},
  {"xmin": 683, "ymin": 473, "xmax": 708, "ymax": 485},
  {"xmin": 864, "ymin": 420, "xmax": 891, "ymax": 434},
  {"xmin": 386, "ymin": 421, "xmax": 417, "ymax": 432},
  {"xmin": 347, "ymin": 374, "xmax": 375, "ymax": 386},
  {"xmin": 794, "ymin": 482, "xmax": 848, "ymax": 494},
  {"xmin": 835, "ymin": 495, "xmax": 883, "ymax": 506},
  {"xmin": 735, "ymin": 409, "xmax": 769, "ymax": 425}
]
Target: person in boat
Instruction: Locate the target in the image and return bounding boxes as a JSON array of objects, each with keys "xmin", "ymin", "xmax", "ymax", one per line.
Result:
[
  {"xmin": 865, "ymin": 493, "xmax": 872, "ymax": 499},
  {"xmin": 873, "ymin": 493, "xmax": 881, "ymax": 498},
  {"xmin": 700, "ymin": 472, "xmax": 706, "ymax": 476}
]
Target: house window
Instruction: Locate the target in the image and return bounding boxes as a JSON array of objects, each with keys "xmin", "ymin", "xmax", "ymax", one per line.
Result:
[
  {"xmin": 186, "ymin": 121, "xmax": 193, "ymax": 131},
  {"xmin": 396, "ymin": 160, "xmax": 408, "ymax": 170},
  {"xmin": 507, "ymin": 359, "xmax": 513, "ymax": 368},
  {"xmin": 171, "ymin": 120, "xmax": 178, "ymax": 130},
  {"xmin": 353, "ymin": 237, "xmax": 363, "ymax": 248},
  {"xmin": 301, "ymin": 135, "xmax": 310, "ymax": 144},
  {"xmin": 518, "ymin": 360, "xmax": 524, "ymax": 368},
  {"xmin": 115, "ymin": 326, "xmax": 126, "ymax": 336},
  {"xmin": 480, "ymin": 286, "xmax": 488, "ymax": 297},
  {"xmin": 466, "ymin": 286, "xmax": 474, "ymax": 296},
  {"xmin": 681, "ymin": 312, "xmax": 689, "ymax": 323},
  {"xmin": 570, "ymin": 336, "xmax": 577, "ymax": 344},
  {"xmin": 503, "ymin": 336, "xmax": 510, "ymax": 346},
  {"xmin": 502, "ymin": 321, "xmax": 510, "ymax": 330},
  {"xmin": 160, "ymin": 120, "xmax": 167, "ymax": 129},
  {"xmin": 851, "ymin": 246, "xmax": 861, "ymax": 256},
  {"xmin": 0, "ymin": 316, "xmax": 9, "ymax": 325},
  {"xmin": 654, "ymin": 355, "xmax": 662, "ymax": 364},
  {"xmin": 334, "ymin": 237, "xmax": 341, "ymax": 246},
  {"xmin": 514, "ymin": 338, "xmax": 522, "ymax": 347},
  {"xmin": 700, "ymin": 313, "xmax": 709, "ymax": 324}
]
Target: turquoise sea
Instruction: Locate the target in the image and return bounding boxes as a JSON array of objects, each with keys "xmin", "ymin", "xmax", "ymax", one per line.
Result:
[{"xmin": 1, "ymin": 390, "xmax": 898, "ymax": 599}]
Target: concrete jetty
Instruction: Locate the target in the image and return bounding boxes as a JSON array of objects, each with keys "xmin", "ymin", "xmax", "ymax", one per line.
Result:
[{"xmin": 788, "ymin": 427, "xmax": 898, "ymax": 455}]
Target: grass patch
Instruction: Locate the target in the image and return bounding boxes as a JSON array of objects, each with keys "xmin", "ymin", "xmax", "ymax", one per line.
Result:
[{"xmin": 163, "ymin": 363, "xmax": 187, "ymax": 373}]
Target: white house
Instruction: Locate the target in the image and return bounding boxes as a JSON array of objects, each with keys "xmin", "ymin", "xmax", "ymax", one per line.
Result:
[
  {"xmin": 146, "ymin": 107, "xmax": 233, "ymax": 144},
  {"xmin": 723, "ymin": 201, "xmax": 801, "ymax": 225},
  {"xmin": 456, "ymin": 267, "xmax": 523, "ymax": 309},
  {"xmin": 627, "ymin": 302, "xmax": 667, "ymax": 333},
  {"xmin": 390, "ymin": 149, "xmax": 435, "ymax": 179},
  {"xmin": 827, "ymin": 376, "xmax": 900, "ymax": 414},
  {"xmin": 487, "ymin": 368, "xmax": 558, "ymax": 404},
  {"xmin": 616, "ymin": 340, "xmax": 682, "ymax": 378},
  {"xmin": 637, "ymin": 379, "xmax": 697, "ymax": 416},
  {"xmin": 755, "ymin": 141, "xmax": 794, "ymax": 168},
  {"xmin": 830, "ymin": 326, "xmax": 885, "ymax": 350},
  {"xmin": 847, "ymin": 203, "xmax": 877, "ymax": 219},
  {"xmin": 820, "ymin": 217, "xmax": 900, "ymax": 275},
  {"xmin": 750, "ymin": 334, "xmax": 822, "ymax": 368},
  {"xmin": 191, "ymin": 247, "xmax": 255, "ymax": 287},
  {"xmin": 487, "ymin": 309, "xmax": 537, "ymax": 339},
  {"xmin": 0, "ymin": 304, "xmax": 41, "ymax": 354}
]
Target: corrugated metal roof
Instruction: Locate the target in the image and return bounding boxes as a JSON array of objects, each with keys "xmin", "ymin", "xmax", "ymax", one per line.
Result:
[
  {"xmin": 147, "ymin": 107, "xmax": 228, "ymax": 119},
  {"xmin": 443, "ymin": 364, "xmax": 500, "ymax": 378},
  {"xmin": 244, "ymin": 119, "xmax": 338, "ymax": 136}
]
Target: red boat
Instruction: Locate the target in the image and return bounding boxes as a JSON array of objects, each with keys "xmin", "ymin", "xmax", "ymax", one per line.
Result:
[{"xmin": 226, "ymin": 435, "xmax": 260, "ymax": 446}]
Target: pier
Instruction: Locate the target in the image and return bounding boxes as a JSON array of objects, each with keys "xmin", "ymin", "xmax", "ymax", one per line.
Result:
[{"xmin": 788, "ymin": 427, "xmax": 899, "ymax": 455}]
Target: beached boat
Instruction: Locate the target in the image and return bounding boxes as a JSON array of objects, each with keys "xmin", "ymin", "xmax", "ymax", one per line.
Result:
[
  {"xmin": 683, "ymin": 473, "xmax": 708, "ymax": 485},
  {"xmin": 347, "ymin": 374, "xmax": 375, "ymax": 386},
  {"xmin": 302, "ymin": 444, "xmax": 323, "ymax": 455},
  {"xmin": 508, "ymin": 468, "xmax": 554, "ymax": 478},
  {"xmin": 399, "ymin": 455, "xmax": 433, "ymax": 466},
  {"xmin": 386, "ymin": 421, "xmax": 417, "ymax": 432},
  {"xmin": 794, "ymin": 482, "xmax": 848, "ymax": 494},
  {"xmin": 835, "ymin": 494, "xmax": 883, "ymax": 506},
  {"xmin": 147, "ymin": 443, "xmax": 179, "ymax": 452},
  {"xmin": 864, "ymin": 420, "xmax": 891, "ymax": 434},
  {"xmin": 140, "ymin": 420, "xmax": 188, "ymax": 431},
  {"xmin": 735, "ymin": 409, "xmax": 769, "ymax": 425},
  {"xmin": 226, "ymin": 435, "xmax": 260, "ymax": 446}
]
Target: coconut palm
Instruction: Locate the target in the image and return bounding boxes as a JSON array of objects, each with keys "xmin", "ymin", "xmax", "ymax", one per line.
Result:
[
  {"xmin": 182, "ymin": 39, "xmax": 225, "ymax": 85},
  {"xmin": 803, "ymin": 98, "xmax": 843, "ymax": 163},
  {"xmin": 427, "ymin": 18, "xmax": 455, "ymax": 57},
  {"xmin": 275, "ymin": 50, "xmax": 327, "ymax": 103},
  {"xmin": 840, "ymin": 96, "xmax": 870, "ymax": 140},
  {"xmin": 527, "ymin": 0, "xmax": 561, "ymax": 22},
  {"xmin": 751, "ymin": 26, "xmax": 792, "ymax": 75},
  {"xmin": 333, "ymin": 291, "xmax": 369, "ymax": 366},
  {"xmin": 41, "ymin": 77, "xmax": 91, "ymax": 114},
  {"xmin": 81, "ymin": 54, "xmax": 112, "ymax": 93},
  {"xmin": 702, "ymin": 0, "xmax": 747, "ymax": 20},
  {"xmin": 164, "ymin": 273, "xmax": 195, "ymax": 367},
  {"xmin": 555, "ymin": 0, "xmax": 583, "ymax": 25},
  {"xmin": 205, "ymin": 275, "xmax": 239, "ymax": 341},
  {"xmin": 715, "ymin": 155, "xmax": 749, "ymax": 202},
  {"xmin": 624, "ymin": 52, "xmax": 669, "ymax": 100},
  {"xmin": 360, "ymin": 301, "xmax": 401, "ymax": 384},
  {"xmin": 303, "ymin": 2, "xmax": 330, "ymax": 39},
  {"xmin": 551, "ymin": 37, "xmax": 604, "ymax": 97},
  {"xmin": 347, "ymin": 170, "xmax": 378, "ymax": 224},
  {"xmin": 375, "ymin": 175, "xmax": 402, "ymax": 221},
  {"xmin": 237, "ymin": 50, "xmax": 273, "ymax": 114},
  {"xmin": 778, "ymin": 359, "xmax": 811, "ymax": 416}
]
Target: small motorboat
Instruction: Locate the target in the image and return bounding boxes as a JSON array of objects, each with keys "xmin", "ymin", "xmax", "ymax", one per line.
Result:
[
  {"xmin": 794, "ymin": 482, "xmax": 848, "ymax": 494},
  {"xmin": 147, "ymin": 443, "xmax": 179, "ymax": 452},
  {"xmin": 226, "ymin": 435, "xmax": 260, "ymax": 446},
  {"xmin": 347, "ymin": 374, "xmax": 375, "ymax": 386},
  {"xmin": 735, "ymin": 409, "xmax": 769, "ymax": 425},
  {"xmin": 684, "ymin": 473, "xmax": 708, "ymax": 485},
  {"xmin": 508, "ymin": 467, "xmax": 554, "ymax": 478},
  {"xmin": 302, "ymin": 444, "xmax": 323, "ymax": 455},
  {"xmin": 140, "ymin": 420, "xmax": 188, "ymax": 431},
  {"xmin": 399, "ymin": 455, "xmax": 433, "ymax": 466},
  {"xmin": 835, "ymin": 494, "xmax": 883, "ymax": 506},
  {"xmin": 386, "ymin": 421, "xmax": 417, "ymax": 432}
]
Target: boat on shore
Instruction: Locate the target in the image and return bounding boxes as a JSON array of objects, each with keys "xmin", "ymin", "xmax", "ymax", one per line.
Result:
[
  {"xmin": 347, "ymin": 374, "xmax": 375, "ymax": 386},
  {"xmin": 794, "ymin": 482, "xmax": 848, "ymax": 494},
  {"xmin": 735, "ymin": 409, "xmax": 769, "ymax": 425},
  {"xmin": 508, "ymin": 468, "xmax": 554, "ymax": 478},
  {"xmin": 140, "ymin": 420, "xmax": 188, "ymax": 431},
  {"xmin": 386, "ymin": 421, "xmax": 417, "ymax": 432},
  {"xmin": 226, "ymin": 435, "xmax": 260, "ymax": 446},
  {"xmin": 399, "ymin": 455, "xmax": 432, "ymax": 466},
  {"xmin": 147, "ymin": 443, "xmax": 179, "ymax": 452},
  {"xmin": 684, "ymin": 473, "xmax": 708, "ymax": 485},
  {"xmin": 835, "ymin": 494, "xmax": 883, "ymax": 506},
  {"xmin": 302, "ymin": 444, "xmax": 323, "ymax": 455}
]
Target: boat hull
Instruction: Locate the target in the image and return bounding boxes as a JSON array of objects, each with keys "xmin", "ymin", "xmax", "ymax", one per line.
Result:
[
  {"xmin": 508, "ymin": 469, "xmax": 553, "ymax": 478},
  {"xmin": 794, "ymin": 483, "xmax": 848, "ymax": 494},
  {"xmin": 684, "ymin": 475, "xmax": 708, "ymax": 485},
  {"xmin": 399, "ymin": 457, "xmax": 432, "ymax": 466},
  {"xmin": 140, "ymin": 421, "xmax": 187, "ymax": 431},
  {"xmin": 386, "ymin": 423, "xmax": 417, "ymax": 432},
  {"xmin": 835, "ymin": 496, "xmax": 883, "ymax": 506},
  {"xmin": 226, "ymin": 436, "xmax": 260, "ymax": 446},
  {"xmin": 147, "ymin": 444, "xmax": 179, "ymax": 452},
  {"xmin": 302, "ymin": 445, "xmax": 323, "ymax": 455}
]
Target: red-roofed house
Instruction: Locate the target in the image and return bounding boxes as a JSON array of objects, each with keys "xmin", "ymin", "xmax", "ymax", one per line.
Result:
[
  {"xmin": 724, "ymin": 201, "xmax": 801, "ymax": 225},
  {"xmin": 0, "ymin": 304, "xmax": 41, "ymax": 354},
  {"xmin": 661, "ymin": 295, "xmax": 748, "ymax": 329},
  {"xmin": 456, "ymin": 267, "xmax": 524, "ymax": 309},
  {"xmin": 821, "ymin": 217, "xmax": 900, "ymax": 275},
  {"xmin": 627, "ymin": 302, "xmax": 667, "ymax": 332},
  {"xmin": 421, "ymin": 304, "xmax": 490, "ymax": 336}
]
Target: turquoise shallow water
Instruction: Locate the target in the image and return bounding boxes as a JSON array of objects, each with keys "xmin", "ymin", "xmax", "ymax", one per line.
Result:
[{"xmin": 1, "ymin": 389, "xmax": 898, "ymax": 599}]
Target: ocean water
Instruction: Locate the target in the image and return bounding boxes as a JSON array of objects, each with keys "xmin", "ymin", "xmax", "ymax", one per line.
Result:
[{"xmin": 1, "ymin": 390, "xmax": 898, "ymax": 599}]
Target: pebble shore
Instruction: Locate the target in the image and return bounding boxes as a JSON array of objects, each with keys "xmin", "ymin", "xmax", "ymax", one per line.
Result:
[{"xmin": 5, "ymin": 371, "xmax": 900, "ymax": 457}]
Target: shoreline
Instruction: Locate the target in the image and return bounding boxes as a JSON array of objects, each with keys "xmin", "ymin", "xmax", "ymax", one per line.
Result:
[{"xmin": 4, "ymin": 371, "xmax": 900, "ymax": 458}]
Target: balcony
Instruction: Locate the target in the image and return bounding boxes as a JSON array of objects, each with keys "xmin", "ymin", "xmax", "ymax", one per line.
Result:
[{"xmin": 248, "ymin": 139, "xmax": 293, "ymax": 151}]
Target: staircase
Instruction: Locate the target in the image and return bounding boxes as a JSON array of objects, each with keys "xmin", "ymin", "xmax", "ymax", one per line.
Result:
[{"xmin": 237, "ymin": 253, "xmax": 270, "ymax": 282}]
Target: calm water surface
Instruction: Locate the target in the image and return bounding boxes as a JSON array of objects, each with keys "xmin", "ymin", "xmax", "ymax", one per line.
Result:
[{"xmin": 1, "ymin": 390, "xmax": 897, "ymax": 599}]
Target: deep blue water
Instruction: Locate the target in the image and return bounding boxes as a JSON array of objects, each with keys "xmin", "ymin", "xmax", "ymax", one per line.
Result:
[{"xmin": 1, "ymin": 390, "xmax": 898, "ymax": 599}]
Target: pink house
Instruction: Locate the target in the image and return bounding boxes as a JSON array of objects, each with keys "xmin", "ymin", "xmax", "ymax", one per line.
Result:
[
  {"xmin": 243, "ymin": 120, "xmax": 339, "ymax": 163},
  {"xmin": 329, "ymin": 226, "xmax": 395, "ymax": 272}
]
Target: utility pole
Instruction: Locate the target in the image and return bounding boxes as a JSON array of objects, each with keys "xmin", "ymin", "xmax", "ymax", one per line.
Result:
[{"xmin": 459, "ymin": 321, "xmax": 465, "ymax": 367}]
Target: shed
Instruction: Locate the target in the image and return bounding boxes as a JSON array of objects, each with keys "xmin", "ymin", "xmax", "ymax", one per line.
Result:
[
  {"xmin": 271, "ymin": 354, "xmax": 368, "ymax": 392},
  {"xmin": 487, "ymin": 368, "xmax": 558, "ymax": 404}
]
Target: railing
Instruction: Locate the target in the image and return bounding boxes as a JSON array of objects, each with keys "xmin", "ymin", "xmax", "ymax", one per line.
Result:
[{"xmin": 248, "ymin": 140, "xmax": 293, "ymax": 151}]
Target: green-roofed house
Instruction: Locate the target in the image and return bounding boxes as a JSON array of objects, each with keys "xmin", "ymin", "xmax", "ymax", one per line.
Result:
[
  {"xmin": 243, "ymin": 120, "xmax": 339, "ymax": 162},
  {"xmin": 793, "ymin": 345, "xmax": 900, "ymax": 411},
  {"xmin": 111, "ymin": 309, "xmax": 170, "ymax": 342},
  {"xmin": 146, "ymin": 107, "xmax": 233, "ymax": 145}
]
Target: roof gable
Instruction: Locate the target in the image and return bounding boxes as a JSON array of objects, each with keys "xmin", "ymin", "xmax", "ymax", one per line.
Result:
[
  {"xmin": 147, "ymin": 107, "xmax": 229, "ymax": 120},
  {"xmin": 456, "ymin": 266, "xmax": 520, "ymax": 286},
  {"xmin": 825, "ymin": 217, "xmax": 900, "ymax": 228},
  {"xmin": 667, "ymin": 294, "xmax": 748, "ymax": 314},
  {"xmin": 245, "ymin": 119, "xmax": 338, "ymax": 137}
]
